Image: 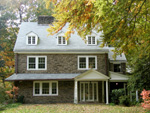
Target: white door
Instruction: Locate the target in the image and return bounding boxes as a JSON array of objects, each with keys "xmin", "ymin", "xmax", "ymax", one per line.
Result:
[{"xmin": 80, "ymin": 82, "xmax": 98, "ymax": 102}]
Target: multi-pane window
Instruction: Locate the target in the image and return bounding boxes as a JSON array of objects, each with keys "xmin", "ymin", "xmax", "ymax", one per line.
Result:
[
  {"xmin": 38, "ymin": 58, "xmax": 45, "ymax": 69},
  {"xmin": 52, "ymin": 82, "xmax": 57, "ymax": 94},
  {"xmin": 78, "ymin": 56, "xmax": 97, "ymax": 70},
  {"xmin": 27, "ymin": 36, "xmax": 36, "ymax": 45},
  {"xmin": 89, "ymin": 57, "xmax": 95, "ymax": 68},
  {"xmin": 29, "ymin": 58, "xmax": 36, "ymax": 69},
  {"xmin": 35, "ymin": 83, "xmax": 40, "ymax": 94},
  {"xmin": 79, "ymin": 58, "xmax": 86, "ymax": 68},
  {"xmin": 57, "ymin": 36, "xmax": 67, "ymax": 45},
  {"xmin": 42, "ymin": 83, "xmax": 49, "ymax": 94},
  {"xmin": 87, "ymin": 36, "xmax": 97, "ymax": 45},
  {"xmin": 33, "ymin": 81, "xmax": 58, "ymax": 96},
  {"xmin": 27, "ymin": 56, "xmax": 47, "ymax": 70}
]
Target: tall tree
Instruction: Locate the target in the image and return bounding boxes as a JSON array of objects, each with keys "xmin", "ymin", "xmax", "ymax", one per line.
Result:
[
  {"xmin": 46, "ymin": 0, "xmax": 150, "ymax": 56},
  {"xmin": 45, "ymin": 0, "xmax": 150, "ymax": 90},
  {"xmin": 0, "ymin": 0, "xmax": 53, "ymax": 86}
]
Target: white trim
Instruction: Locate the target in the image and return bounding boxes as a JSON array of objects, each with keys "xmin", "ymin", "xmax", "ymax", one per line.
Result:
[
  {"xmin": 33, "ymin": 81, "xmax": 58, "ymax": 96},
  {"xmin": 57, "ymin": 36, "xmax": 67, "ymax": 45},
  {"xmin": 27, "ymin": 56, "xmax": 47, "ymax": 70},
  {"xmin": 74, "ymin": 80, "xmax": 78, "ymax": 104},
  {"xmin": 78, "ymin": 56, "xmax": 97, "ymax": 70},
  {"xmin": 86, "ymin": 35, "xmax": 97, "ymax": 45},
  {"xmin": 106, "ymin": 80, "xmax": 109, "ymax": 104},
  {"xmin": 26, "ymin": 32, "xmax": 38, "ymax": 45},
  {"xmin": 14, "ymin": 51, "xmax": 109, "ymax": 54}
]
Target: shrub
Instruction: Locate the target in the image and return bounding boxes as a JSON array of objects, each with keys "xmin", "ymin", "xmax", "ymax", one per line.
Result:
[
  {"xmin": 119, "ymin": 95, "xmax": 131, "ymax": 106},
  {"xmin": 111, "ymin": 88, "xmax": 125, "ymax": 104},
  {"xmin": 0, "ymin": 83, "xmax": 8, "ymax": 104},
  {"xmin": 141, "ymin": 89, "xmax": 150, "ymax": 110}
]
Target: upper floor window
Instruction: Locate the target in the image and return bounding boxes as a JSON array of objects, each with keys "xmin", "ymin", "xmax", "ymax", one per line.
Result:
[
  {"xmin": 87, "ymin": 36, "xmax": 97, "ymax": 45},
  {"xmin": 27, "ymin": 56, "xmax": 47, "ymax": 70},
  {"xmin": 57, "ymin": 36, "xmax": 67, "ymax": 45},
  {"xmin": 26, "ymin": 32, "xmax": 38, "ymax": 45},
  {"xmin": 114, "ymin": 64, "xmax": 121, "ymax": 72},
  {"xmin": 78, "ymin": 56, "xmax": 97, "ymax": 70},
  {"xmin": 33, "ymin": 81, "xmax": 58, "ymax": 96}
]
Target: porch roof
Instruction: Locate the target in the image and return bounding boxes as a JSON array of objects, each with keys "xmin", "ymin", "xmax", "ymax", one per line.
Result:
[
  {"xmin": 5, "ymin": 73, "xmax": 80, "ymax": 81},
  {"xmin": 75, "ymin": 69, "xmax": 109, "ymax": 81},
  {"xmin": 110, "ymin": 71, "xmax": 129, "ymax": 82}
]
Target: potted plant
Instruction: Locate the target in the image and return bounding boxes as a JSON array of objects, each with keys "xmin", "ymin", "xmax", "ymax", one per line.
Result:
[{"xmin": 141, "ymin": 89, "xmax": 150, "ymax": 110}]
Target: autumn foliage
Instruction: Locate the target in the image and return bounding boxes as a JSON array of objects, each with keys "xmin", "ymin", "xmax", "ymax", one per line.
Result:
[{"xmin": 141, "ymin": 89, "xmax": 150, "ymax": 110}]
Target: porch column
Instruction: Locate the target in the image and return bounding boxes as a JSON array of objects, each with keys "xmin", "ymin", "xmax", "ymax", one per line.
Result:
[
  {"xmin": 74, "ymin": 80, "xmax": 78, "ymax": 104},
  {"xmin": 106, "ymin": 80, "xmax": 109, "ymax": 104}
]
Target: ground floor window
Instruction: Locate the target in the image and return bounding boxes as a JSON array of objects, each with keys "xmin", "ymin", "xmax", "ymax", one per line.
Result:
[{"xmin": 33, "ymin": 81, "xmax": 58, "ymax": 96}]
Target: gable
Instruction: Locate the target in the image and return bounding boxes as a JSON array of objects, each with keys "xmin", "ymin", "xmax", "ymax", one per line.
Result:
[{"xmin": 75, "ymin": 69, "xmax": 109, "ymax": 81}]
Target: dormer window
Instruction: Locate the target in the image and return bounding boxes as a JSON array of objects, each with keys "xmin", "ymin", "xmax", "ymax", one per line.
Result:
[
  {"xmin": 57, "ymin": 36, "xmax": 67, "ymax": 45},
  {"xmin": 87, "ymin": 36, "xmax": 97, "ymax": 45},
  {"xmin": 26, "ymin": 31, "xmax": 38, "ymax": 45},
  {"xmin": 28, "ymin": 36, "xmax": 36, "ymax": 45}
]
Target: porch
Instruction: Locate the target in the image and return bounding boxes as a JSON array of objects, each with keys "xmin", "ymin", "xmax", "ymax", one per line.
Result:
[{"xmin": 74, "ymin": 70, "xmax": 109, "ymax": 104}]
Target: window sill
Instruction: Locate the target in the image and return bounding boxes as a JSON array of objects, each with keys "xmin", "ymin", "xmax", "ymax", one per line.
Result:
[
  {"xmin": 33, "ymin": 94, "xmax": 58, "ymax": 96},
  {"xmin": 86, "ymin": 44, "xmax": 97, "ymax": 46},
  {"xmin": 27, "ymin": 69, "xmax": 47, "ymax": 71},
  {"xmin": 78, "ymin": 68, "xmax": 97, "ymax": 70}
]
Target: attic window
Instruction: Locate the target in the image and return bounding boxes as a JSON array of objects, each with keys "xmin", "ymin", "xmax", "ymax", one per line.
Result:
[
  {"xmin": 87, "ymin": 36, "xmax": 97, "ymax": 45},
  {"xmin": 28, "ymin": 36, "xmax": 36, "ymax": 45},
  {"xmin": 26, "ymin": 32, "xmax": 38, "ymax": 45},
  {"xmin": 57, "ymin": 36, "xmax": 67, "ymax": 45}
]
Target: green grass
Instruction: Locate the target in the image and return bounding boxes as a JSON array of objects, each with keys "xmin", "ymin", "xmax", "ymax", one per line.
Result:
[{"xmin": 0, "ymin": 103, "xmax": 149, "ymax": 113}]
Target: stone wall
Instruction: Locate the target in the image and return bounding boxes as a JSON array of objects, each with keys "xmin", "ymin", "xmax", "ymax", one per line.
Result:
[
  {"xmin": 17, "ymin": 54, "xmax": 108, "ymax": 75},
  {"xmin": 16, "ymin": 81, "xmax": 74, "ymax": 104}
]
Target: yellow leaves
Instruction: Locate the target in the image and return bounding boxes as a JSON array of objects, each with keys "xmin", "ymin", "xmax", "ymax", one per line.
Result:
[{"xmin": 141, "ymin": 40, "xmax": 145, "ymax": 44}]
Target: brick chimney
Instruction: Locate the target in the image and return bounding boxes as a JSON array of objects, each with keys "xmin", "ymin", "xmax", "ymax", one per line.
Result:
[{"xmin": 38, "ymin": 15, "xmax": 54, "ymax": 25}]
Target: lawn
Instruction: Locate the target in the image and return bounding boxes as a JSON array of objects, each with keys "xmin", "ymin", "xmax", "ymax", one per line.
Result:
[{"xmin": 0, "ymin": 103, "xmax": 149, "ymax": 113}]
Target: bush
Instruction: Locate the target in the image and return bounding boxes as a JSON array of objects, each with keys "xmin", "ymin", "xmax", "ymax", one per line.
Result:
[
  {"xmin": 111, "ymin": 88, "xmax": 125, "ymax": 104},
  {"xmin": 0, "ymin": 83, "xmax": 8, "ymax": 104},
  {"xmin": 119, "ymin": 95, "xmax": 131, "ymax": 106}
]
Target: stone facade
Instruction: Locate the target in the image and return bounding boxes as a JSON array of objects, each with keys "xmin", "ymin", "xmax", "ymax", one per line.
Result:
[
  {"xmin": 17, "ymin": 54, "xmax": 108, "ymax": 75},
  {"xmin": 16, "ymin": 81, "xmax": 74, "ymax": 104}
]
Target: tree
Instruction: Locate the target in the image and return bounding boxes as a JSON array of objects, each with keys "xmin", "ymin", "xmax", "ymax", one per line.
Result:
[
  {"xmin": 46, "ymin": 0, "xmax": 150, "ymax": 56},
  {"xmin": 45, "ymin": 0, "xmax": 150, "ymax": 90},
  {"xmin": 0, "ymin": 0, "xmax": 53, "ymax": 87}
]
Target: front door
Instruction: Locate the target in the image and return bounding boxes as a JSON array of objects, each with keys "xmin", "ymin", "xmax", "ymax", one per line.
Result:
[{"xmin": 80, "ymin": 82, "xmax": 98, "ymax": 102}]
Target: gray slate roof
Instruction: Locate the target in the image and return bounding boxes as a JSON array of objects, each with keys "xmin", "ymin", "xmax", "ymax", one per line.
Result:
[
  {"xmin": 5, "ymin": 73, "xmax": 80, "ymax": 81},
  {"xmin": 14, "ymin": 22, "xmax": 126, "ymax": 61}
]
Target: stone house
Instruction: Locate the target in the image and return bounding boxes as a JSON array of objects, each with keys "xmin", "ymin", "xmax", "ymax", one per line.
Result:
[{"xmin": 6, "ymin": 16, "xmax": 129, "ymax": 104}]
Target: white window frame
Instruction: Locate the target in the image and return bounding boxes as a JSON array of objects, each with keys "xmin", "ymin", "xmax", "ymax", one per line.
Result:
[
  {"xmin": 86, "ymin": 35, "xmax": 97, "ymax": 45},
  {"xmin": 27, "ymin": 56, "xmax": 47, "ymax": 70},
  {"xmin": 57, "ymin": 36, "xmax": 67, "ymax": 45},
  {"xmin": 78, "ymin": 56, "xmax": 97, "ymax": 70},
  {"xmin": 26, "ymin": 32, "xmax": 38, "ymax": 45},
  {"xmin": 33, "ymin": 81, "xmax": 58, "ymax": 96}
]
